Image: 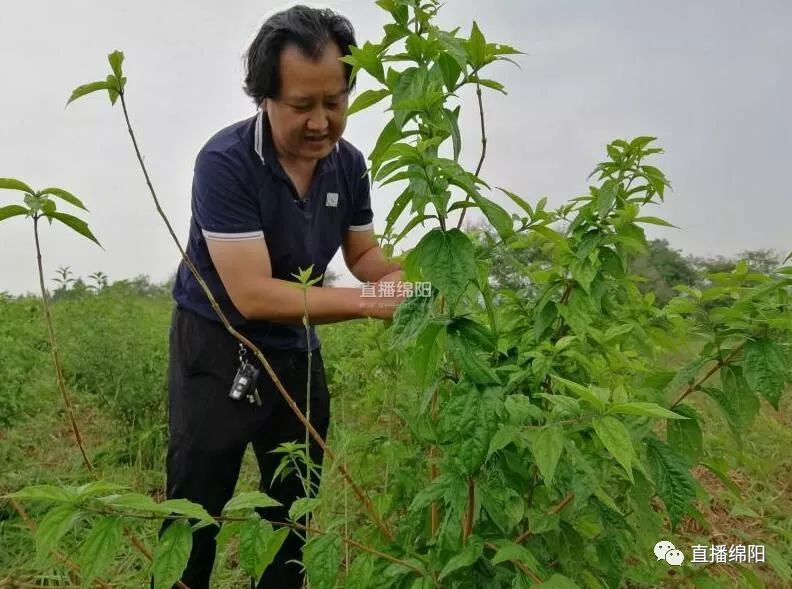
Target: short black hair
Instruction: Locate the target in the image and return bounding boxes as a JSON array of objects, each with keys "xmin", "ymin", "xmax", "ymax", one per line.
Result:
[{"xmin": 244, "ymin": 5, "xmax": 357, "ymax": 105}]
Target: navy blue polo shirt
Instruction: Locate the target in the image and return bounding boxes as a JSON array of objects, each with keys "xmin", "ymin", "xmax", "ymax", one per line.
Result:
[{"xmin": 172, "ymin": 111, "xmax": 374, "ymax": 351}]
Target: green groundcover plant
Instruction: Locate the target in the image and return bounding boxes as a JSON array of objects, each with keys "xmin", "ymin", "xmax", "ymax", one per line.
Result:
[{"xmin": 2, "ymin": 1, "xmax": 791, "ymax": 587}]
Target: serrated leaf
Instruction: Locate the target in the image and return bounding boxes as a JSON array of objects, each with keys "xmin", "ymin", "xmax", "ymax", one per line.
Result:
[
  {"xmin": 592, "ymin": 417, "xmax": 634, "ymax": 481},
  {"xmin": 239, "ymin": 516, "xmax": 289, "ymax": 583},
  {"xmin": 46, "ymin": 211, "xmax": 101, "ymax": 247},
  {"xmin": 645, "ymin": 437, "xmax": 696, "ymax": 528},
  {"xmin": 108, "ymin": 50, "xmax": 124, "ymax": 78},
  {"xmin": 161, "ymin": 498, "xmax": 216, "ymax": 524},
  {"xmin": 481, "ymin": 485, "xmax": 524, "ymax": 534},
  {"xmin": 607, "ymin": 402, "xmax": 686, "ymax": 420},
  {"xmin": 152, "ymin": 519, "xmax": 192, "ymax": 589},
  {"xmin": 414, "ymin": 228, "xmax": 476, "ymax": 305},
  {"xmin": 35, "ymin": 504, "xmax": 80, "ymax": 562},
  {"xmin": 704, "ymin": 366, "xmax": 759, "ymax": 436},
  {"xmin": 348, "ymin": 88, "xmax": 390, "ymax": 116},
  {"xmin": 530, "ymin": 426, "xmax": 565, "ymax": 486},
  {"xmin": 346, "ymin": 553, "xmax": 375, "ymax": 589},
  {"xmin": 466, "ymin": 22, "xmax": 487, "ymax": 69},
  {"xmin": 79, "ymin": 516, "xmax": 122, "ymax": 588},
  {"xmin": 743, "ymin": 339, "xmax": 787, "ymax": 410},
  {"xmin": 440, "ymin": 535, "xmax": 483, "ymax": 579},
  {"xmin": 288, "ymin": 497, "xmax": 321, "ymax": 522},
  {"xmin": 5, "ymin": 485, "xmax": 75, "ymax": 503},
  {"xmin": 666, "ymin": 404, "xmax": 703, "ymax": 464},
  {"xmin": 550, "ymin": 375, "xmax": 605, "ymax": 411},
  {"xmin": 304, "ymin": 532, "xmax": 342, "ymax": 589},
  {"xmin": 222, "ymin": 490, "xmax": 281, "ymax": 513},
  {"xmin": 447, "ymin": 329, "xmax": 498, "ymax": 385},
  {"xmin": 0, "ymin": 177, "xmax": 34, "ymax": 193},
  {"xmin": 0, "ymin": 204, "xmax": 30, "ymax": 222},
  {"xmin": 74, "ymin": 481, "xmax": 127, "ymax": 499},
  {"xmin": 100, "ymin": 493, "xmax": 171, "ymax": 515},
  {"xmin": 534, "ymin": 302, "xmax": 558, "ymax": 340},
  {"xmin": 491, "ymin": 541, "xmax": 541, "ymax": 573},
  {"xmin": 66, "ymin": 80, "xmax": 114, "ymax": 106}
]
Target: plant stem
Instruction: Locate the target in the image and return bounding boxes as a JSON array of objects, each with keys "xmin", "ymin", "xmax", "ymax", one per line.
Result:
[
  {"xmin": 671, "ymin": 344, "xmax": 744, "ymax": 408},
  {"xmin": 117, "ymin": 93, "xmax": 392, "ymax": 540},
  {"xmin": 456, "ymin": 81, "xmax": 487, "ymax": 230},
  {"xmin": 462, "ymin": 477, "xmax": 475, "ymax": 542},
  {"xmin": 32, "ymin": 216, "xmax": 94, "ymax": 475}
]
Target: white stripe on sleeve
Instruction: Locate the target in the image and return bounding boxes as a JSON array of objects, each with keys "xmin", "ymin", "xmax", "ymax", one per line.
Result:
[
  {"xmin": 202, "ymin": 229, "xmax": 264, "ymax": 241},
  {"xmin": 348, "ymin": 223, "xmax": 374, "ymax": 232}
]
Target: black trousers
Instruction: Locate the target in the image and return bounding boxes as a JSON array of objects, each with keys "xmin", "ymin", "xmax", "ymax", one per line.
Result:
[{"xmin": 161, "ymin": 307, "xmax": 330, "ymax": 588}]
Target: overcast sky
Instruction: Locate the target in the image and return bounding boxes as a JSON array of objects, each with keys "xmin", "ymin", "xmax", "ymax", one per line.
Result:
[{"xmin": 1, "ymin": 0, "xmax": 790, "ymax": 295}]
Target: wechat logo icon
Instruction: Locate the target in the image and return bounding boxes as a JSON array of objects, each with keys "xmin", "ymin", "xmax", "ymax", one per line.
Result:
[{"xmin": 654, "ymin": 540, "xmax": 685, "ymax": 566}]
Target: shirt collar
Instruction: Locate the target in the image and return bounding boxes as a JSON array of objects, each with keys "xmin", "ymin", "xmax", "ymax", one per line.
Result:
[{"xmin": 254, "ymin": 110, "xmax": 337, "ymax": 175}]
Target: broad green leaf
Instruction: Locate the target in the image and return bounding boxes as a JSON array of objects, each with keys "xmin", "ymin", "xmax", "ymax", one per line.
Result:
[
  {"xmin": 504, "ymin": 394, "xmax": 544, "ymax": 424},
  {"xmin": 558, "ymin": 289, "xmax": 596, "ymax": 334},
  {"xmin": 534, "ymin": 302, "xmax": 558, "ymax": 340},
  {"xmin": 488, "ymin": 425, "xmax": 519, "ymax": 457},
  {"xmin": 536, "ymin": 574, "xmax": 582, "ymax": 588},
  {"xmin": 645, "ymin": 437, "xmax": 696, "ymax": 528},
  {"xmin": 347, "ymin": 88, "xmax": 390, "ymax": 116},
  {"xmin": 439, "ymin": 535, "xmax": 483, "ymax": 579},
  {"xmin": 222, "ymin": 490, "xmax": 281, "ymax": 513},
  {"xmin": 703, "ymin": 367, "xmax": 759, "ymax": 436},
  {"xmin": 391, "ymin": 294, "xmax": 432, "ymax": 349},
  {"xmin": 414, "ymin": 228, "xmax": 476, "ymax": 305},
  {"xmin": 288, "ymin": 496, "xmax": 321, "ymax": 522},
  {"xmin": 346, "ymin": 553, "xmax": 375, "ymax": 589},
  {"xmin": 46, "ymin": 211, "xmax": 101, "ymax": 247},
  {"xmin": 529, "ymin": 426, "xmax": 565, "ymax": 486},
  {"xmin": 0, "ymin": 178, "xmax": 34, "ymax": 193},
  {"xmin": 458, "ymin": 391, "xmax": 501, "ymax": 474},
  {"xmin": 408, "ymin": 322, "xmax": 444, "ymax": 387},
  {"xmin": 161, "ymin": 498, "xmax": 216, "ymax": 525},
  {"xmin": 0, "ymin": 204, "xmax": 30, "ymax": 221},
  {"xmin": 100, "ymin": 493, "xmax": 171, "ymax": 515},
  {"xmin": 607, "ymin": 402, "xmax": 686, "ymax": 420},
  {"xmin": 152, "ymin": 519, "xmax": 193, "ymax": 589},
  {"xmin": 465, "ymin": 22, "xmax": 487, "ymax": 69},
  {"xmin": 491, "ymin": 541, "xmax": 541, "ymax": 573},
  {"xmin": 481, "ymin": 484, "xmax": 524, "ymax": 534},
  {"xmin": 370, "ymin": 119, "xmax": 403, "ymax": 179},
  {"xmin": 592, "ymin": 417, "xmax": 634, "ymax": 481},
  {"xmin": 5, "ymin": 485, "xmax": 75, "ymax": 503},
  {"xmin": 343, "ymin": 42, "xmax": 384, "ymax": 84},
  {"xmin": 66, "ymin": 80, "xmax": 114, "ymax": 106},
  {"xmin": 239, "ymin": 516, "xmax": 289, "ymax": 583},
  {"xmin": 743, "ymin": 339, "xmax": 787, "ymax": 410},
  {"xmin": 304, "ymin": 532, "xmax": 342, "ymax": 589},
  {"xmin": 550, "ymin": 375, "xmax": 605, "ymax": 412},
  {"xmin": 437, "ymin": 51, "xmax": 462, "ymax": 91},
  {"xmin": 74, "ymin": 481, "xmax": 126, "ymax": 499},
  {"xmin": 447, "ymin": 328, "xmax": 498, "ymax": 385},
  {"xmin": 108, "ymin": 50, "xmax": 124, "ymax": 78},
  {"xmin": 666, "ymin": 404, "xmax": 703, "ymax": 464},
  {"xmin": 79, "ymin": 516, "xmax": 122, "ymax": 588},
  {"xmin": 35, "ymin": 504, "xmax": 80, "ymax": 562}
]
